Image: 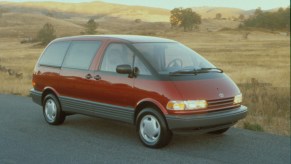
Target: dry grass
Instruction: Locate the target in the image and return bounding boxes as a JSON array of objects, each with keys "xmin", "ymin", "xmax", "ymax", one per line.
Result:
[
  {"xmin": 238, "ymin": 82, "xmax": 290, "ymax": 135},
  {"xmin": 0, "ymin": 8, "xmax": 289, "ymax": 136},
  {"xmin": 0, "ymin": 38, "xmax": 42, "ymax": 95}
]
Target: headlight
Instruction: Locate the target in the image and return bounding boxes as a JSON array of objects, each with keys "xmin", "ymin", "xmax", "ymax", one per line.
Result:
[
  {"xmin": 234, "ymin": 94, "xmax": 243, "ymax": 104},
  {"xmin": 166, "ymin": 100, "xmax": 207, "ymax": 110}
]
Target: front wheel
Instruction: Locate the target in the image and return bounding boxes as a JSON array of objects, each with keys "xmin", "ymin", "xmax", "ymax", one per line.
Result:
[
  {"xmin": 43, "ymin": 94, "xmax": 66, "ymax": 125},
  {"xmin": 137, "ymin": 108, "xmax": 172, "ymax": 148}
]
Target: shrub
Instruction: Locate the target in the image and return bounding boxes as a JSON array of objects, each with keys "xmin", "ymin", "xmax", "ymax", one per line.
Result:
[
  {"xmin": 36, "ymin": 23, "xmax": 56, "ymax": 45},
  {"xmin": 84, "ymin": 18, "xmax": 98, "ymax": 34},
  {"xmin": 134, "ymin": 19, "xmax": 142, "ymax": 23}
]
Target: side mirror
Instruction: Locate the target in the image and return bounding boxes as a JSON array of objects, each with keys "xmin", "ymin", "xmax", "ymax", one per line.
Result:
[{"xmin": 116, "ymin": 64, "xmax": 132, "ymax": 74}]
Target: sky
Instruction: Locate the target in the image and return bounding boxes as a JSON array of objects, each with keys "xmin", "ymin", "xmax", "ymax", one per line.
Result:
[{"xmin": 0, "ymin": 0, "xmax": 290, "ymax": 10}]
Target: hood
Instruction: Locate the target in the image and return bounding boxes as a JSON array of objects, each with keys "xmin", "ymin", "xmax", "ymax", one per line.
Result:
[{"xmin": 170, "ymin": 73, "xmax": 240, "ymax": 100}]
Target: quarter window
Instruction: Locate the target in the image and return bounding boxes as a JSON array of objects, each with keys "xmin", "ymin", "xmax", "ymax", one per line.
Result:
[
  {"xmin": 39, "ymin": 41, "xmax": 70, "ymax": 67},
  {"xmin": 134, "ymin": 57, "xmax": 151, "ymax": 75},
  {"xmin": 63, "ymin": 41, "xmax": 101, "ymax": 70}
]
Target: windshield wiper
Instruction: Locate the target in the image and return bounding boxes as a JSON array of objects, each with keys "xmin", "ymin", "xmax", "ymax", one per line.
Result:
[
  {"xmin": 200, "ymin": 67, "xmax": 223, "ymax": 73},
  {"xmin": 169, "ymin": 67, "xmax": 223, "ymax": 75}
]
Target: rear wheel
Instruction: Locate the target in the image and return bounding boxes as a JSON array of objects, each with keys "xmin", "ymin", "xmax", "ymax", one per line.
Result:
[
  {"xmin": 137, "ymin": 108, "xmax": 172, "ymax": 148},
  {"xmin": 209, "ymin": 128, "xmax": 229, "ymax": 134},
  {"xmin": 43, "ymin": 94, "xmax": 65, "ymax": 125}
]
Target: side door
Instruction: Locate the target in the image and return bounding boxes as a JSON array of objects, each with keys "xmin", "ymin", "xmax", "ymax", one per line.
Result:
[
  {"xmin": 58, "ymin": 40, "xmax": 102, "ymax": 100},
  {"xmin": 94, "ymin": 43, "xmax": 136, "ymax": 108}
]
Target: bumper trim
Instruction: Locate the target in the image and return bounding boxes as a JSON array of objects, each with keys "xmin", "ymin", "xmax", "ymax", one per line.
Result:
[
  {"xmin": 30, "ymin": 89, "xmax": 42, "ymax": 106},
  {"xmin": 165, "ymin": 105, "xmax": 247, "ymax": 130}
]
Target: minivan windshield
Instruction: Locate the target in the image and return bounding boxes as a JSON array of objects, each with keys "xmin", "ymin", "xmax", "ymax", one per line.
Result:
[{"xmin": 133, "ymin": 42, "xmax": 216, "ymax": 75}]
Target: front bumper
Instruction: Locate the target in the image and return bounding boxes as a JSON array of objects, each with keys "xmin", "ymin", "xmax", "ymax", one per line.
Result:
[
  {"xmin": 165, "ymin": 105, "xmax": 247, "ymax": 130},
  {"xmin": 30, "ymin": 88, "xmax": 42, "ymax": 106}
]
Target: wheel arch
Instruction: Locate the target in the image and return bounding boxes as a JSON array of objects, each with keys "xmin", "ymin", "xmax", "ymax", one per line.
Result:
[
  {"xmin": 41, "ymin": 87, "xmax": 60, "ymax": 105},
  {"xmin": 134, "ymin": 98, "xmax": 168, "ymax": 125}
]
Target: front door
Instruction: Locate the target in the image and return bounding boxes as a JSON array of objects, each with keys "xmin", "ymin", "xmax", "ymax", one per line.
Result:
[{"xmin": 93, "ymin": 43, "xmax": 135, "ymax": 108}]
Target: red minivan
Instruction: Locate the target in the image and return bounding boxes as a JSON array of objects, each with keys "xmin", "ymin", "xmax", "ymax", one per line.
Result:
[{"xmin": 30, "ymin": 35, "xmax": 247, "ymax": 148}]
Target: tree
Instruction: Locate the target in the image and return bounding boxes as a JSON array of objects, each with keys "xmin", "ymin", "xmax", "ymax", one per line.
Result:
[
  {"xmin": 181, "ymin": 8, "xmax": 201, "ymax": 31},
  {"xmin": 243, "ymin": 7, "xmax": 290, "ymax": 31},
  {"xmin": 170, "ymin": 8, "xmax": 201, "ymax": 31},
  {"xmin": 37, "ymin": 23, "xmax": 56, "ymax": 45},
  {"xmin": 278, "ymin": 7, "xmax": 284, "ymax": 13},
  {"xmin": 215, "ymin": 13, "xmax": 222, "ymax": 19},
  {"xmin": 170, "ymin": 8, "xmax": 183, "ymax": 28},
  {"xmin": 85, "ymin": 18, "xmax": 98, "ymax": 34},
  {"xmin": 254, "ymin": 7, "xmax": 263, "ymax": 16},
  {"xmin": 239, "ymin": 14, "xmax": 245, "ymax": 21}
]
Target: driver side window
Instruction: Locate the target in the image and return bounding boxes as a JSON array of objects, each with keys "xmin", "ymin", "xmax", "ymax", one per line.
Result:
[{"xmin": 100, "ymin": 43, "xmax": 133, "ymax": 72}]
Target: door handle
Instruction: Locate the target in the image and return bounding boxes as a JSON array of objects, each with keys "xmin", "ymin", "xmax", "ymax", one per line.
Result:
[
  {"xmin": 93, "ymin": 75, "xmax": 101, "ymax": 80},
  {"xmin": 85, "ymin": 74, "xmax": 92, "ymax": 79}
]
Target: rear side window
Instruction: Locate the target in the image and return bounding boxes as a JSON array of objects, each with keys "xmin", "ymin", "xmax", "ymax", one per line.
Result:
[
  {"xmin": 62, "ymin": 41, "xmax": 101, "ymax": 70},
  {"xmin": 39, "ymin": 41, "xmax": 70, "ymax": 67}
]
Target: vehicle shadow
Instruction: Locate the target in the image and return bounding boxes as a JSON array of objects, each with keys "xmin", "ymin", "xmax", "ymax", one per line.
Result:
[
  {"xmin": 36, "ymin": 114, "xmax": 290, "ymax": 164},
  {"xmin": 63, "ymin": 114, "xmax": 236, "ymax": 148},
  {"xmin": 62, "ymin": 114, "xmax": 138, "ymax": 141}
]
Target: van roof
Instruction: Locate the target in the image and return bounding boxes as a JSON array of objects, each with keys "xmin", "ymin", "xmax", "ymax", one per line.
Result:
[{"xmin": 54, "ymin": 35, "xmax": 176, "ymax": 43}]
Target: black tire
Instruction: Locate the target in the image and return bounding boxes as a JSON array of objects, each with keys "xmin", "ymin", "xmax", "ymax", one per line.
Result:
[
  {"xmin": 209, "ymin": 128, "xmax": 229, "ymax": 134},
  {"xmin": 136, "ymin": 108, "xmax": 172, "ymax": 148},
  {"xmin": 43, "ymin": 94, "xmax": 66, "ymax": 125}
]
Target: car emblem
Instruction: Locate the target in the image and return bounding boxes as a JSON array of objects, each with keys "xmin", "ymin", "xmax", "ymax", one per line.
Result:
[{"xmin": 219, "ymin": 93, "xmax": 224, "ymax": 98}]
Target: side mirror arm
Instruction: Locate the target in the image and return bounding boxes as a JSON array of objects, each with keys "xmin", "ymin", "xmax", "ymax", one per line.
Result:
[{"xmin": 129, "ymin": 67, "xmax": 139, "ymax": 78}]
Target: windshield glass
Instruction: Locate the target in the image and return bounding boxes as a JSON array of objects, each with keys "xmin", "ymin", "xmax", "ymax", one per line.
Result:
[{"xmin": 133, "ymin": 42, "xmax": 215, "ymax": 74}]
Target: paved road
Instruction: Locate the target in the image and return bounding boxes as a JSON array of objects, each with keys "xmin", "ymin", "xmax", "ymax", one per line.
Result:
[{"xmin": 0, "ymin": 94, "xmax": 289, "ymax": 164}]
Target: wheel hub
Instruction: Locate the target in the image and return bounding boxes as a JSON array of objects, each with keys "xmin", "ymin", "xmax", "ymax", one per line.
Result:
[
  {"xmin": 45, "ymin": 99, "xmax": 57, "ymax": 122},
  {"xmin": 140, "ymin": 115, "xmax": 161, "ymax": 143}
]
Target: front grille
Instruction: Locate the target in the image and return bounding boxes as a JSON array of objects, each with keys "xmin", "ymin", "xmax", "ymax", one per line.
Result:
[{"xmin": 207, "ymin": 97, "xmax": 239, "ymax": 111}]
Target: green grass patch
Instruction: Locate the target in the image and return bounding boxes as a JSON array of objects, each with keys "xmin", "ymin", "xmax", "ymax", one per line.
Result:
[{"xmin": 243, "ymin": 122, "xmax": 264, "ymax": 132}]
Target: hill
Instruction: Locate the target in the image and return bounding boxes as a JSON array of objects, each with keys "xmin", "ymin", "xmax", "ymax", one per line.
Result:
[
  {"xmin": 1, "ymin": 2, "xmax": 285, "ymax": 23},
  {"xmin": 0, "ymin": 1, "xmax": 286, "ymax": 37},
  {"xmin": 1, "ymin": 2, "xmax": 258, "ymax": 22},
  {"xmin": 0, "ymin": 12, "xmax": 83, "ymax": 37},
  {"xmin": 0, "ymin": 1, "xmax": 249, "ymax": 37},
  {"xmin": 0, "ymin": 1, "xmax": 170, "ymax": 22},
  {"xmin": 191, "ymin": 7, "xmax": 253, "ymax": 19}
]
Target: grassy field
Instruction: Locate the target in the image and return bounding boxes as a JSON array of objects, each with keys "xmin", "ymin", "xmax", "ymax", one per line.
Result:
[{"xmin": 0, "ymin": 4, "xmax": 289, "ymax": 136}]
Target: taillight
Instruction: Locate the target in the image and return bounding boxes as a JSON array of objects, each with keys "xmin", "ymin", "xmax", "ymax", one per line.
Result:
[{"xmin": 32, "ymin": 81, "xmax": 36, "ymax": 87}]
